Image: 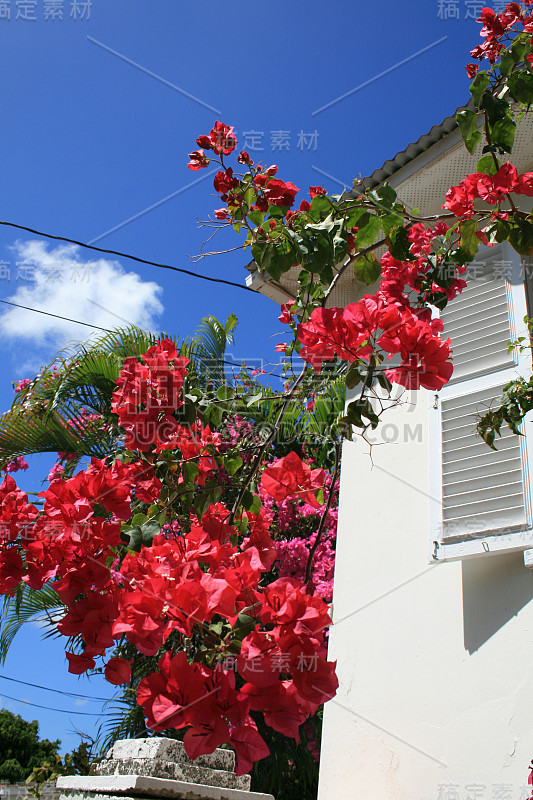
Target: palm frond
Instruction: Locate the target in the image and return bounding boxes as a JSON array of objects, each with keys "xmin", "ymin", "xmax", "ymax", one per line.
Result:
[
  {"xmin": 0, "ymin": 584, "xmax": 65, "ymax": 663},
  {"xmin": 189, "ymin": 314, "xmax": 238, "ymax": 386}
]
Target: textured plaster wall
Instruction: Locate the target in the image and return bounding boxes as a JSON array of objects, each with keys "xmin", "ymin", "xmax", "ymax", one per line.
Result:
[{"xmin": 318, "ymin": 389, "xmax": 533, "ymax": 800}]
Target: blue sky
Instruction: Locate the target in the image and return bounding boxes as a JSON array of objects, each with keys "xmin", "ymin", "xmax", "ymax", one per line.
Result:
[{"xmin": 0, "ymin": 0, "xmax": 483, "ymax": 754}]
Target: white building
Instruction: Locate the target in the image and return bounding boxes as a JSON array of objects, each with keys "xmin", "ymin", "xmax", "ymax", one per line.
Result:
[{"xmin": 248, "ymin": 108, "xmax": 533, "ymax": 799}]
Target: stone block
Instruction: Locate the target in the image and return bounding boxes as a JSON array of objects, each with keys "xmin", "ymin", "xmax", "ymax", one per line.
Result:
[
  {"xmin": 91, "ymin": 758, "xmax": 250, "ymax": 792},
  {"xmin": 104, "ymin": 741, "xmax": 234, "ymax": 774},
  {"xmin": 56, "ymin": 775, "xmax": 275, "ymax": 800}
]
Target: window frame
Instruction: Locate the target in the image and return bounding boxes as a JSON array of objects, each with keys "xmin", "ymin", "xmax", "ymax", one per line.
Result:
[{"xmin": 428, "ymin": 243, "xmax": 533, "ymax": 562}]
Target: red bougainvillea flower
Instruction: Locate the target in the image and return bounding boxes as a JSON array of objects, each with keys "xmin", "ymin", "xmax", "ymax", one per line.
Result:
[
  {"xmin": 105, "ymin": 657, "xmax": 132, "ymax": 685},
  {"xmin": 263, "ymin": 179, "xmax": 299, "ymax": 208},
  {"xmin": 188, "ymin": 150, "xmax": 209, "ymax": 171},
  {"xmin": 214, "ymin": 208, "xmax": 228, "ymax": 220},
  {"xmin": 214, "ymin": 168, "xmax": 239, "ymax": 195},
  {"xmin": 261, "ymin": 452, "xmax": 326, "ymax": 509},
  {"xmin": 309, "ymin": 186, "xmax": 327, "ymax": 198},
  {"xmin": 514, "ymin": 172, "xmax": 533, "ymax": 196},
  {"xmin": 111, "ymin": 339, "xmax": 189, "ymax": 451},
  {"xmin": 209, "ymin": 121, "xmax": 237, "ymax": 156},
  {"xmin": 278, "ymin": 301, "xmax": 296, "ymax": 324},
  {"xmin": 66, "ymin": 651, "xmax": 96, "ymax": 674}
]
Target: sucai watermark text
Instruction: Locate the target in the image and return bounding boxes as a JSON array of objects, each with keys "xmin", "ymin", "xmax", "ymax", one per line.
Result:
[
  {"xmin": 438, "ymin": 782, "xmax": 531, "ymax": 800},
  {"xmin": 437, "ymin": 0, "xmax": 515, "ymax": 19},
  {"xmin": 234, "ymin": 129, "xmax": 319, "ymax": 153},
  {"xmin": 0, "ymin": 0, "xmax": 91, "ymax": 20},
  {"xmin": 0, "ymin": 259, "xmax": 92, "ymax": 283}
]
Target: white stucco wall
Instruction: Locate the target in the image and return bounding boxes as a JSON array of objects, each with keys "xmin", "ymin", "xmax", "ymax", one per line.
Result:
[{"xmin": 318, "ymin": 389, "xmax": 533, "ymax": 800}]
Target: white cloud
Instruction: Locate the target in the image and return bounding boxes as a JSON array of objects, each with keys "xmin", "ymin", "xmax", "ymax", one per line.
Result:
[{"xmin": 0, "ymin": 241, "xmax": 164, "ymax": 352}]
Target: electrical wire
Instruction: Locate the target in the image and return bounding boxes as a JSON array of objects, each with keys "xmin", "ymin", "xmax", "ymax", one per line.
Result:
[
  {"xmin": 0, "ymin": 298, "xmax": 286, "ymax": 378},
  {"xmin": 0, "ymin": 691, "xmax": 111, "ymax": 716},
  {"xmin": 0, "ymin": 674, "xmax": 111, "ymax": 702},
  {"xmin": 0, "ymin": 299, "xmax": 114, "ymax": 333},
  {"xmin": 0, "ymin": 220, "xmax": 258, "ymax": 294}
]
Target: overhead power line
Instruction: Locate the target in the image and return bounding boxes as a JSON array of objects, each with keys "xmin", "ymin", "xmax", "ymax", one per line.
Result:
[
  {"xmin": 0, "ymin": 691, "xmax": 111, "ymax": 716},
  {"xmin": 0, "ymin": 220, "xmax": 258, "ymax": 294},
  {"xmin": 0, "ymin": 299, "xmax": 287, "ymax": 378},
  {"xmin": 0, "ymin": 299, "xmax": 114, "ymax": 333},
  {"xmin": 0, "ymin": 674, "xmax": 112, "ymax": 702}
]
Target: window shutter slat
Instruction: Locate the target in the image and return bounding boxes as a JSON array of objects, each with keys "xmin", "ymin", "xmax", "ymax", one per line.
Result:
[
  {"xmin": 440, "ymin": 385, "xmax": 527, "ymax": 539},
  {"xmin": 440, "ymin": 247, "xmax": 515, "ymax": 383}
]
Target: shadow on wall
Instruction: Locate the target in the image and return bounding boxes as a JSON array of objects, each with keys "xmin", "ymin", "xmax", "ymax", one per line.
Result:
[{"xmin": 463, "ymin": 551, "xmax": 533, "ymax": 653}]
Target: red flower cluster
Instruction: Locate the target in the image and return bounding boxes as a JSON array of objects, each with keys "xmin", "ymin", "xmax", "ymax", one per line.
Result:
[
  {"xmin": 297, "ymin": 292, "xmax": 452, "ymax": 390},
  {"xmin": 443, "ymin": 163, "xmax": 533, "ymax": 217},
  {"xmin": 261, "ymin": 178, "xmax": 299, "ymax": 209},
  {"xmin": 261, "ymin": 452, "xmax": 326, "ymax": 509},
  {"xmin": 0, "ymin": 339, "xmax": 338, "ymax": 773},
  {"xmin": 0, "ymin": 457, "xmax": 158, "ymax": 678},
  {"xmin": 196, "ymin": 121, "xmax": 237, "ymax": 157},
  {"xmin": 137, "ymin": 573, "xmax": 336, "ymax": 774},
  {"xmin": 188, "ymin": 122, "xmax": 237, "ymax": 170},
  {"xmin": 469, "ymin": 3, "xmax": 533, "ymax": 64},
  {"xmin": 111, "ymin": 338, "xmax": 189, "ymax": 451}
]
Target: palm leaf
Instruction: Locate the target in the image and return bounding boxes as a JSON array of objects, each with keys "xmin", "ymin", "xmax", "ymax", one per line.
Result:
[{"xmin": 0, "ymin": 584, "xmax": 65, "ymax": 663}]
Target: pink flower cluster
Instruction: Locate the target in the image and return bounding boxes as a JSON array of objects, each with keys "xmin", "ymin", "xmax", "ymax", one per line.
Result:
[
  {"xmin": 13, "ymin": 378, "xmax": 31, "ymax": 394},
  {"xmin": 259, "ymin": 473, "xmax": 338, "ymax": 604},
  {"xmin": 3, "ymin": 457, "xmax": 29, "ymax": 474}
]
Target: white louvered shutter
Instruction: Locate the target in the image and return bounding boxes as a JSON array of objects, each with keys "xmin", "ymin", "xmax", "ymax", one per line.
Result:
[{"xmin": 429, "ymin": 243, "xmax": 533, "ymax": 560}]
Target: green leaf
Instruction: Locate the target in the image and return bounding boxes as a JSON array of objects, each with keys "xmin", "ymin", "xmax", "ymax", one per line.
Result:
[
  {"xmin": 125, "ymin": 526, "xmax": 143, "ymax": 551},
  {"xmin": 209, "ymin": 405, "xmax": 223, "ymax": 428},
  {"xmin": 141, "ymin": 520, "xmax": 160, "ymax": 545},
  {"xmin": 248, "ymin": 209, "xmax": 264, "ymax": 226},
  {"xmin": 251, "ymin": 240, "xmax": 275, "ymax": 271},
  {"xmin": 509, "ymin": 219, "xmax": 533, "ymax": 256},
  {"xmin": 476, "ymin": 154, "xmax": 499, "ymax": 175},
  {"xmin": 182, "ymin": 461, "xmax": 200, "ymax": 484},
  {"xmin": 267, "ymin": 205, "xmax": 284, "ymax": 220},
  {"xmin": 379, "ymin": 211, "xmax": 403, "ymax": 237},
  {"xmin": 499, "ymin": 49, "xmax": 515, "ymax": 77},
  {"xmin": 345, "ymin": 364, "xmax": 363, "ymax": 390},
  {"xmin": 216, "ymin": 385, "xmax": 235, "ymax": 401},
  {"xmin": 460, "ymin": 219, "xmax": 480, "ymax": 257},
  {"xmin": 470, "ymin": 72, "xmax": 490, "ymax": 106},
  {"xmin": 131, "ymin": 513, "xmax": 148, "ymax": 526},
  {"xmin": 388, "ymin": 226, "xmax": 412, "ymax": 261},
  {"xmin": 483, "ymin": 218, "xmax": 510, "ymax": 244},
  {"xmin": 241, "ymin": 490, "xmax": 261, "ymax": 515},
  {"xmin": 346, "ymin": 398, "xmax": 380, "ymax": 430},
  {"xmin": 352, "ymin": 252, "xmax": 381, "ymax": 285},
  {"xmin": 456, "ymin": 109, "xmax": 482, "ymax": 155},
  {"xmin": 224, "ymin": 455, "xmax": 243, "ymax": 476},
  {"xmin": 344, "ymin": 206, "xmax": 368, "ymax": 229},
  {"xmin": 355, "ymin": 215, "xmax": 381, "ymax": 248},
  {"xmin": 310, "ymin": 195, "xmax": 332, "ymax": 218},
  {"xmin": 248, "ymin": 495, "xmax": 261, "ymax": 515},
  {"xmin": 507, "ymin": 70, "xmax": 533, "ymax": 105},
  {"xmin": 194, "ymin": 490, "xmax": 212, "ymax": 521},
  {"xmin": 490, "ymin": 116, "xmax": 516, "ymax": 153},
  {"xmin": 246, "ymin": 392, "xmax": 263, "ymax": 408},
  {"xmin": 306, "ymin": 214, "xmax": 335, "ymax": 234},
  {"xmin": 480, "ymin": 91, "xmax": 509, "ymax": 125},
  {"xmin": 371, "ymin": 183, "xmax": 397, "ymax": 209},
  {"xmin": 511, "ymin": 37, "xmax": 530, "ymax": 65}
]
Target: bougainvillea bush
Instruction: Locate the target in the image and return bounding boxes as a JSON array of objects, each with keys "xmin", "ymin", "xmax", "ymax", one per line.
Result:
[
  {"xmin": 2, "ymin": 2, "xmax": 533, "ymax": 794},
  {"xmin": 0, "ymin": 337, "xmax": 340, "ymax": 780}
]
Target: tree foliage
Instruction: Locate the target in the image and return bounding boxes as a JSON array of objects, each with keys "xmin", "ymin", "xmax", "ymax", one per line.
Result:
[{"xmin": 0, "ymin": 709, "xmax": 60, "ymax": 783}]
